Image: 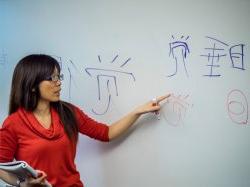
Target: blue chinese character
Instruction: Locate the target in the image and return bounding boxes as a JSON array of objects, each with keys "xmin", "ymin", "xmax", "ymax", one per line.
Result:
[
  {"xmin": 85, "ymin": 55, "xmax": 136, "ymax": 115},
  {"xmin": 168, "ymin": 35, "xmax": 190, "ymax": 77},
  {"xmin": 0, "ymin": 49, "xmax": 7, "ymax": 66},
  {"xmin": 201, "ymin": 36, "xmax": 245, "ymax": 77}
]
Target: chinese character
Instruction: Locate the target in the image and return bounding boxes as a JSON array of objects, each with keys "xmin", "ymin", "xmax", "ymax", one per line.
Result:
[
  {"xmin": 201, "ymin": 36, "xmax": 245, "ymax": 77},
  {"xmin": 167, "ymin": 35, "xmax": 190, "ymax": 77},
  {"xmin": 53, "ymin": 55, "xmax": 79, "ymax": 101},
  {"xmin": 227, "ymin": 89, "xmax": 248, "ymax": 125},
  {"xmin": 0, "ymin": 49, "xmax": 7, "ymax": 66},
  {"xmin": 85, "ymin": 55, "xmax": 136, "ymax": 115},
  {"xmin": 162, "ymin": 94, "xmax": 192, "ymax": 126}
]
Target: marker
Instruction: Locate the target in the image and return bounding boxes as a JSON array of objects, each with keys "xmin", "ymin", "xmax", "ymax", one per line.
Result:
[{"xmin": 152, "ymin": 98, "xmax": 161, "ymax": 120}]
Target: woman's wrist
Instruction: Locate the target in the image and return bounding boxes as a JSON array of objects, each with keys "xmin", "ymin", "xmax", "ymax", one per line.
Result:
[{"xmin": 131, "ymin": 108, "xmax": 141, "ymax": 116}]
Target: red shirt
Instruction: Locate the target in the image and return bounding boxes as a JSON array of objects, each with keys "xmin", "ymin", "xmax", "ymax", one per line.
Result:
[{"xmin": 0, "ymin": 105, "xmax": 109, "ymax": 186}]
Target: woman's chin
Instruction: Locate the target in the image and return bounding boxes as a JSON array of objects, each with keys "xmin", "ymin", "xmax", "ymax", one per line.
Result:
[{"xmin": 51, "ymin": 96, "xmax": 60, "ymax": 102}]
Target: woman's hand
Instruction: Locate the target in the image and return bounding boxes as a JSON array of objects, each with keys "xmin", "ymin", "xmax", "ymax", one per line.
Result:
[
  {"xmin": 109, "ymin": 93, "xmax": 171, "ymax": 140},
  {"xmin": 133, "ymin": 94, "xmax": 171, "ymax": 115},
  {"xmin": 20, "ymin": 170, "xmax": 48, "ymax": 187}
]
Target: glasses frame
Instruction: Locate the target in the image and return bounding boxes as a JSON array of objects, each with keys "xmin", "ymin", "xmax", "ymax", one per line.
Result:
[{"xmin": 45, "ymin": 74, "xmax": 64, "ymax": 82}]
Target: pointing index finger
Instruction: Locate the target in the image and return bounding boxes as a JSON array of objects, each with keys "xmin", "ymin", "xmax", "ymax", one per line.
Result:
[{"xmin": 157, "ymin": 94, "xmax": 171, "ymax": 103}]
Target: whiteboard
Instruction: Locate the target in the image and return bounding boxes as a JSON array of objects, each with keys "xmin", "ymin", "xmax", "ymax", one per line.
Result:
[{"xmin": 0, "ymin": 1, "xmax": 250, "ymax": 187}]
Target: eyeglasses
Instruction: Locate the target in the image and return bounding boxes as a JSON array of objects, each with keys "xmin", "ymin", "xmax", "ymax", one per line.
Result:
[{"xmin": 45, "ymin": 74, "xmax": 64, "ymax": 82}]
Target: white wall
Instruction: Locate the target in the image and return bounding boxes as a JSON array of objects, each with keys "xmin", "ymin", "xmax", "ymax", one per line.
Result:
[{"xmin": 0, "ymin": 0, "xmax": 250, "ymax": 186}]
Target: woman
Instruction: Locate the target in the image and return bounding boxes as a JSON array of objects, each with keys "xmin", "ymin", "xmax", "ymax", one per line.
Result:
[{"xmin": 0, "ymin": 54, "xmax": 170, "ymax": 186}]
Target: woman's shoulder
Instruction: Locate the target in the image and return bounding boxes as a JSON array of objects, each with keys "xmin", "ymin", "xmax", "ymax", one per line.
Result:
[
  {"xmin": 1, "ymin": 109, "xmax": 20, "ymax": 129},
  {"xmin": 60, "ymin": 101, "xmax": 89, "ymax": 121}
]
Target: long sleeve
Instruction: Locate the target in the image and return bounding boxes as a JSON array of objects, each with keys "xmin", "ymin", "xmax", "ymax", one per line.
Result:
[
  {"xmin": 74, "ymin": 106, "xmax": 109, "ymax": 142},
  {"xmin": 0, "ymin": 116, "xmax": 18, "ymax": 162}
]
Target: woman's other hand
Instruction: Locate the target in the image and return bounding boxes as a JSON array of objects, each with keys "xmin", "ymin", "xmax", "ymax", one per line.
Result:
[{"xmin": 20, "ymin": 170, "xmax": 48, "ymax": 187}]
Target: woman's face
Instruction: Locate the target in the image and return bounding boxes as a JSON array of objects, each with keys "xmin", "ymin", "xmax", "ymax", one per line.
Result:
[{"xmin": 38, "ymin": 68, "xmax": 62, "ymax": 103}]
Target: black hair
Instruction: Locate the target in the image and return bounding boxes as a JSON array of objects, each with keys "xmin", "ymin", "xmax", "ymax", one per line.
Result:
[{"xmin": 9, "ymin": 54, "xmax": 78, "ymax": 143}]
